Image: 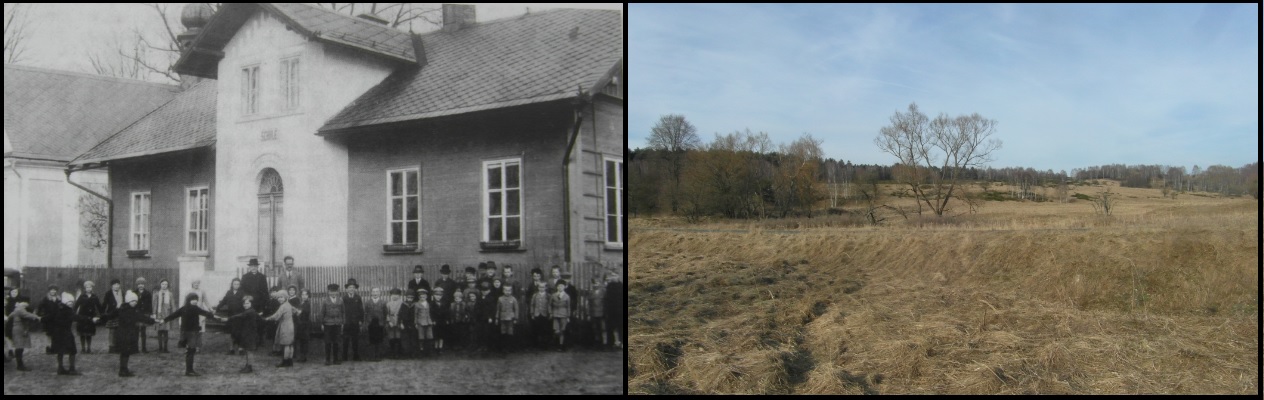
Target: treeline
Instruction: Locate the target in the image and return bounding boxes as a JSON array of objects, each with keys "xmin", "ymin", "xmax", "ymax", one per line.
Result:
[{"xmin": 1073, "ymin": 163, "xmax": 1259, "ymax": 196}]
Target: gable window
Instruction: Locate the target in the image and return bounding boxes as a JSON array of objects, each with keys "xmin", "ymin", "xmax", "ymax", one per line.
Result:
[
  {"xmin": 605, "ymin": 158, "xmax": 624, "ymax": 247},
  {"xmin": 242, "ymin": 65, "xmax": 260, "ymax": 115},
  {"xmin": 130, "ymin": 192, "xmax": 150, "ymax": 251},
  {"xmin": 280, "ymin": 57, "xmax": 300, "ymax": 111},
  {"xmin": 388, "ymin": 169, "xmax": 420, "ymax": 247},
  {"xmin": 186, "ymin": 187, "xmax": 210, "ymax": 254},
  {"xmin": 483, "ymin": 159, "xmax": 522, "ymax": 245}
]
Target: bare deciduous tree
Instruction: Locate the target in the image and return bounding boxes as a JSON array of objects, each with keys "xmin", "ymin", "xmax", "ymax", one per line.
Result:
[
  {"xmin": 3, "ymin": 3, "xmax": 32, "ymax": 64},
  {"xmin": 648, "ymin": 114, "xmax": 702, "ymax": 213},
  {"xmin": 78, "ymin": 190, "xmax": 110, "ymax": 255},
  {"xmin": 1090, "ymin": 188, "xmax": 1114, "ymax": 216},
  {"xmin": 875, "ymin": 103, "xmax": 1002, "ymax": 216}
]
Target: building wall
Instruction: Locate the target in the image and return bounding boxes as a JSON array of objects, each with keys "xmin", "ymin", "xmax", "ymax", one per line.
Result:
[
  {"xmin": 213, "ymin": 10, "xmax": 396, "ymax": 276},
  {"xmin": 4, "ymin": 159, "xmax": 108, "ymax": 269},
  {"xmin": 344, "ymin": 103, "xmax": 573, "ymax": 269},
  {"xmin": 107, "ymin": 149, "xmax": 215, "ymax": 270},
  {"xmin": 568, "ymin": 95, "xmax": 625, "ymax": 271}
]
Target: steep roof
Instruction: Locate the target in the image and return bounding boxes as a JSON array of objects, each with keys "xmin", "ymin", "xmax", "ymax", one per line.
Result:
[
  {"xmin": 175, "ymin": 3, "xmax": 416, "ymax": 79},
  {"xmin": 3, "ymin": 64, "xmax": 180, "ymax": 162},
  {"xmin": 318, "ymin": 8, "xmax": 623, "ymax": 134},
  {"xmin": 71, "ymin": 81, "xmax": 217, "ymax": 166}
]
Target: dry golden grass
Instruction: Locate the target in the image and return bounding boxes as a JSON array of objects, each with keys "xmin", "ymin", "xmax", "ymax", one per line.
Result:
[{"xmin": 629, "ymin": 182, "xmax": 1258, "ymax": 394}]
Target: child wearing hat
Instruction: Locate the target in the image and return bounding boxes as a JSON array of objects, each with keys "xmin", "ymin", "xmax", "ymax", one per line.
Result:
[
  {"xmin": 385, "ymin": 288, "xmax": 404, "ymax": 359},
  {"xmin": 96, "ymin": 290, "xmax": 157, "ymax": 377},
  {"xmin": 42, "ymin": 292, "xmax": 96, "ymax": 375},
  {"xmin": 430, "ymin": 286, "xmax": 449, "ymax": 355},
  {"xmin": 226, "ymin": 295, "xmax": 263, "ymax": 373},
  {"xmin": 475, "ymin": 282, "xmax": 497, "ymax": 353},
  {"xmin": 449, "ymin": 287, "xmax": 466, "ymax": 351},
  {"xmin": 318, "ymin": 284, "xmax": 345, "ymax": 366},
  {"xmin": 550, "ymin": 280, "xmax": 572, "ymax": 352},
  {"xmin": 400, "ymin": 290, "xmax": 418, "ymax": 358},
  {"xmin": 8, "ymin": 295, "xmax": 42, "ymax": 371},
  {"xmin": 365, "ymin": 287, "xmax": 387, "ymax": 361},
  {"xmin": 162, "ymin": 292, "xmax": 221, "ymax": 376},
  {"xmin": 263, "ymin": 290, "xmax": 299, "ymax": 368},
  {"xmin": 413, "ymin": 287, "xmax": 435, "ymax": 357},
  {"xmin": 102, "ymin": 279, "xmax": 124, "ymax": 354},
  {"xmin": 74, "ymin": 281, "xmax": 101, "ymax": 354},
  {"xmin": 462, "ymin": 289, "xmax": 480, "ymax": 353}
]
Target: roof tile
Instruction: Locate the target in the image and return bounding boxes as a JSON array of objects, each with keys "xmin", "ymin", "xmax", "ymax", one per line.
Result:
[
  {"xmin": 72, "ymin": 81, "xmax": 217, "ymax": 165},
  {"xmin": 3, "ymin": 64, "xmax": 179, "ymax": 161},
  {"xmin": 319, "ymin": 9, "xmax": 623, "ymax": 133}
]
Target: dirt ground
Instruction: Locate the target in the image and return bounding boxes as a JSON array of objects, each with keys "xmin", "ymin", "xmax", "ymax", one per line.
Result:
[{"xmin": 3, "ymin": 330, "xmax": 624, "ymax": 395}]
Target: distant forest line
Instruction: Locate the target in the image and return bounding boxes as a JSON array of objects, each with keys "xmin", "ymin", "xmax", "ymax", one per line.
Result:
[{"xmin": 628, "ymin": 147, "xmax": 1260, "ymax": 218}]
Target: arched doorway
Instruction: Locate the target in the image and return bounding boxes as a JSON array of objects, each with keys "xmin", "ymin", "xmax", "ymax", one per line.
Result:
[{"xmin": 258, "ymin": 168, "xmax": 283, "ymax": 274}]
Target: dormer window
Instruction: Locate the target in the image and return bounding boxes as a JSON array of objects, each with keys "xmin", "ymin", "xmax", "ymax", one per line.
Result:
[
  {"xmin": 602, "ymin": 75, "xmax": 621, "ymax": 98},
  {"xmin": 242, "ymin": 65, "xmax": 260, "ymax": 116},
  {"xmin": 280, "ymin": 57, "xmax": 301, "ymax": 111}
]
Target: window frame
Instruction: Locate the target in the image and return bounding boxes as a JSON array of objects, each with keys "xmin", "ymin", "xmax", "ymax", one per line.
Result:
[
  {"xmin": 279, "ymin": 56, "xmax": 301, "ymax": 111},
  {"xmin": 129, "ymin": 192, "xmax": 151, "ymax": 251},
  {"xmin": 604, "ymin": 157, "xmax": 625, "ymax": 248},
  {"xmin": 386, "ymin": 167, "xmax": 421, "ymax": 247},
  {"xmin": 481, "ymin": 158, "xmax": 524, "ymax": 245},
  {"xmin": 185, "ymin": 186, "xmax": 210, "ymax": 255},
  {"xmin": 241, "ymin": 64, "xmax": 260, "ymax": 116}
]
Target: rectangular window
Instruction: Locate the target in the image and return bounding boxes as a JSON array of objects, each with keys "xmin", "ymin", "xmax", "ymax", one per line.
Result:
[
  {"xmin": 186, "ymin": 187, "xmax": 209, "ymax": 253},
  {"xmin": 483, "ymin": 159, "xmax": 522, "ymax": 243},
  {"xmin": 605, "ymin": 158, "xmax": 624, "ymax": 246},
  {"xmin": 242, "ymin": 65, "xmax": 259, "ymax": 115},
  {"xmin": 388, "ymin": 169, "xmax": 420, "ymax": 245},
  {"xmin": 279, "ymin": 57, "xmax": 300, "ymax": 111},
  {"xmin": 130, "ymin": 192, "xmax": 150, "ymax": 251}
]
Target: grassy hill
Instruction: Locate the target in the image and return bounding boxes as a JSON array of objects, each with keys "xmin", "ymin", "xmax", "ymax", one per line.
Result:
[{"xmin": 628, "ymin": 182, "xmax": 1258, "ymax": 394}]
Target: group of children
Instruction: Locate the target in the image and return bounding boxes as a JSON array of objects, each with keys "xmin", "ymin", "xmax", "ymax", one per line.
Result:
[{"xmin": 2, "ymin": 262, "xmax": 625, "ymax": 378}]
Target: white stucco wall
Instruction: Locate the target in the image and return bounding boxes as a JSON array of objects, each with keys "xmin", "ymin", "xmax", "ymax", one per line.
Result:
[
  {"xmin": 209, "ymin": 9, "xmax": 396, "ymax": 300},
  {"xmin": 3, "ymin": 159, "xmax": 108, "ymax": 269}
]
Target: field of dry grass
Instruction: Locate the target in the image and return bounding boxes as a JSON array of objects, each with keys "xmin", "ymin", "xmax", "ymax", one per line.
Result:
[{"xmin": 628, "ymin": 181, "xmax": 1258, "ymax": 394}]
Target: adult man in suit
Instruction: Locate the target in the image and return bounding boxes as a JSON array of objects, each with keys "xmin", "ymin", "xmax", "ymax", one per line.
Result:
[
  {"xmin": 433, "ymin": 265, "xmax": 458, "ymax": 306},
  {"xmin": 406, "ymin": 265, "xmax": 430, "ymax": 296},
  {"xmin": 240, "ymin": 258, "xmax": 269, "ymax": 343},
  {"xmin": 277, "ymin": 256, "xmax": 305, "ymax": 292}
]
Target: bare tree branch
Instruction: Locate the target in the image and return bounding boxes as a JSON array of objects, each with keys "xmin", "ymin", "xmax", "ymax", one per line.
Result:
[{"xmin": 4, "ymin": 3, "xmax": 33, "ymax": 64}]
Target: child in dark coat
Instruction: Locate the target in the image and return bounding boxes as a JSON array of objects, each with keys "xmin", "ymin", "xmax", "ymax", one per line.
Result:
[
  {"xmin": 163, "ymin": 293, "xmax": 221, "ymax": 376},
  {"xmin": 385, "ymin": 288, "xmax": 404, "ymax": 359},
  {"xmin": 42, "ymin": 292, "xmax": 95, "ymax": 375},
  {"xmin": 100, "ymin": 291, "xmax": 157, "ymax": 377},
  {"xmin": 400, "ymin": 292, "xmax": 417, "ymax": 358},
  {"xmin": 8, "ymin": 296, "xmax": 41, "ymax": 371},
  {"xmin": 364, "ymin": 287, "xmax": 387, "ymax": 361},
  {"xmin": 318, "ymin": 284, "xmax": 346, "ymax": 366},
  {"xmin": 227, "ymin": 295, "xmax": 263, "ymax": 373},
  {"xmin": 291, "ymin": 288, "xmax": 312, "ymax": 363},
  {"xmin": 74, "ymin": 281, "xmax": 101, "ymax": 354}
]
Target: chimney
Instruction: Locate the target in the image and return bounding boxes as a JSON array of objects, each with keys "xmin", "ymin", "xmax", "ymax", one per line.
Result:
[
  {"xmin": 442, "ymin": 4, "xmax": 476, "ymax": 33},
  {"xmin": 357, "ymin": 13, "xmax": 389, "ymax": 26}
]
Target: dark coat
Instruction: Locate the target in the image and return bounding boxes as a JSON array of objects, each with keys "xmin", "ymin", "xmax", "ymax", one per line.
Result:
[
  {"xmin": 102, "ymin": 290, "xmax": 123, "ymax": 319},
  {"xmin": 605, "ymin": 281, "xmax": 624, "ymax": 326},
  {"xmin": 75, "ymin": 293, "xmax": 101, "ymax": 335},
  {"xmin": 135, "ymin": 289, "xmax": 154, "ymax": 315},
  {"xmin": 163, "ymin": 303, "xmax": 216, "ymax": 333},
  {"xmin": 217, "ymin": 289, "xmax": 245, "ymax": 315},
  {"xmin": 240, "ymin": 271, "xmax": 269, "ymax": 307},
  {"xmin": 36, "ymin": 296, "xmax": 60, "ymax": 318},
  {"xmin": 42, "ymin": 304, "xmax": 91, "ymax": 355},
  {"xmin": 107, "ymin": 304, "xmax": 156, "ymax": 355},
  {"xmin": 291, "ymin": 298, "xmax": 311, "ymax": 339},
  {"xmin": 399, "ymin": 302, "xmax": 415, "ymax": 331},
  {"xmin": 407, "ymin": 278, "xmax": 431, "ymax": 297},
  {"xmin": 228, "ymin": 309, "xmax": 262, "ymax": 350},
  {"xmin": 433, "ymin": 277, "xmax": 458, "ymax": 305},
  {"xmin": 476, "ymin": 293, "xmax": 497, "ymax": 323},
  {"xmin": 318, "ymin": 296, "xmax": 345, "ymax": 326},
  {"xmin": 342, "ymin": 294, "xmax": 364, "ymax": 326}
]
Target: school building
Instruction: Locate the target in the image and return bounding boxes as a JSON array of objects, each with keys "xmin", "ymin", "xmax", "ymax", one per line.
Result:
[{"xmin": 66, "ymin": 3, "xmax": 624, "ymax": 307}]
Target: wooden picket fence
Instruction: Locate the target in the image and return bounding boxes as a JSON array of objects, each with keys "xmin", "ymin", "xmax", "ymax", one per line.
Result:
[
  {"xmin": 232, "ymin": 262, "xmax": 625, "ymax": 321},
  {"xmin": 20, "ymin": 265, "xmax": 179, "ymax": 295}
]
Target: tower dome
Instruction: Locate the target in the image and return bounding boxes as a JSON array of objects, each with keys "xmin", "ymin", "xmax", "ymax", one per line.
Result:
[{"xmin": 181, "ymin": 3, "xmax": 214, "ymax": 30}]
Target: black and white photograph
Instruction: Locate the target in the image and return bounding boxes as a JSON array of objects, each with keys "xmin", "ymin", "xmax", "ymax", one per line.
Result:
[{"xmin": 4, "ymin": 2, "xmax": 625, "ymax": 395}]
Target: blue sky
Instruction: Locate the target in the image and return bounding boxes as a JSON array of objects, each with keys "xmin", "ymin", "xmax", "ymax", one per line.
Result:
[{"xmin": 629, "ymin": 4, "xmax": 1258, "ymax": 173}]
